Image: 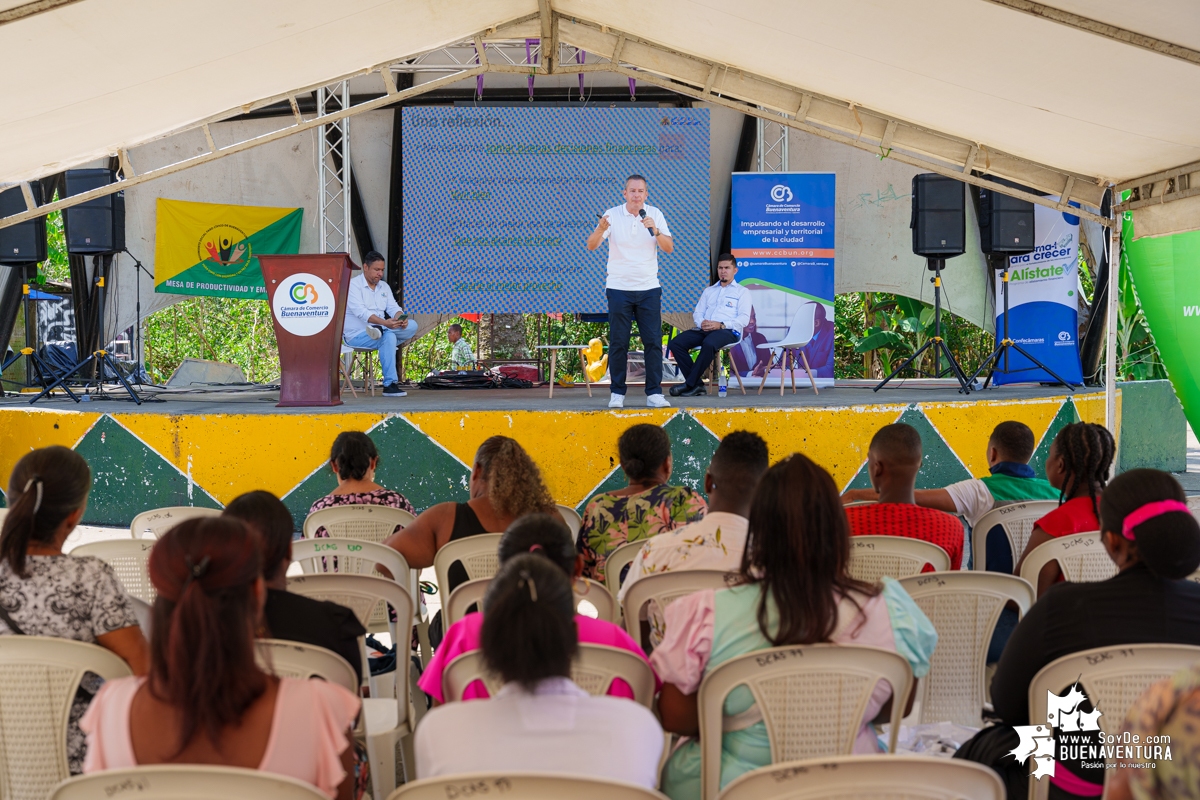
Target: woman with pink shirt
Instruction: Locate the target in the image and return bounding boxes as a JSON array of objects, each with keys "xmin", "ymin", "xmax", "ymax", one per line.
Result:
[
  {"xmin": 80, "ymin": 517, "xmax": 362, "ymax": 800},
  {"xmin": 651, "ymin": 453, "xmax": 937, "ymax": 800},
  {"xmin": 418, "ymin": 513, "xmax": 658, "ymax": 703}
]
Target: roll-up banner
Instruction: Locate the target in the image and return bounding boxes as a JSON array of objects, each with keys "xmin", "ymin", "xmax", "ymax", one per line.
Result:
[
  {"xmin": 729, "ymin": 172, "xmax": 836, "ymax": 388},
  {"xmin": 992, "ymin": 200, "xmax": 1084, "ymax": 386}
]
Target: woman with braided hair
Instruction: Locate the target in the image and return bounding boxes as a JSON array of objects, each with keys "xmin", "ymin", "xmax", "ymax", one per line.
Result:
[
  {"xmin": 1015, "ymin": 422, "xmax": 1115, "ymax": 595},
  {"xmin": 414, "ymin": 554, "xmax": 663, "ymax": 786}
]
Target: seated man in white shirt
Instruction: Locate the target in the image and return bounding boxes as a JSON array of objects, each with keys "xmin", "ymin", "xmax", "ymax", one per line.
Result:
[
  {"xmin": 618, "ymin": 430, "xmax": 769, "ymax": 603},
  {"xmin": 343, "ymin": 251, "xmax": 418, "ymax": 396},
  {"xmin": 668, "ymin": 253, "xmax": 752, "ymax": 397}
]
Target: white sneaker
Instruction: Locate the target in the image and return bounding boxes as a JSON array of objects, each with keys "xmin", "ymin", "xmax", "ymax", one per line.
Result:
[
  {"xmin": 646, "ymin": 394, "xmax": 671, "ymax": 408},
  {"xmin": 366, "ymin": 325, "xmax": 382, "ymax": 340},
  {"xmin": 608, "ymin": 393, "xmax": 625, "ymax": 408}
]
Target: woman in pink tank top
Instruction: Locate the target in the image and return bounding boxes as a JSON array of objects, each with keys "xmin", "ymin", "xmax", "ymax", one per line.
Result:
[{"xmin": 80, "ymin": 517, "xmax": 361, "ymax": 800}]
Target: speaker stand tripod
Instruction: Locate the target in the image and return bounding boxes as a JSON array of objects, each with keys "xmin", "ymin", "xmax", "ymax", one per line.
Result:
[
  {"xmin": 874, "ymin": 258, "xmax": 973, "ymax": 394},
  {"xmin": 969, "ymin": 266, "xmax": 1076, "ymax": 392},
  {"xmin": 0, "ymin": 271, "xmax": 78, "ymax": 400},
  {"xmin": 29, "ymin": 261, "xmax": 142, "ymax": 405}
]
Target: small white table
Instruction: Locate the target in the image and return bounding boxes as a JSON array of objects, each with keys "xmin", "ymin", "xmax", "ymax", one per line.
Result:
[{"xmin": 535, "ymin": 344, "xmax": 593, "ymax": 399}]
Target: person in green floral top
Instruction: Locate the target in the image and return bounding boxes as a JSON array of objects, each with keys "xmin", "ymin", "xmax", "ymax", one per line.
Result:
[{"xmin": 578, "ymin": 424, "xmax": 707, "ymax": 583}]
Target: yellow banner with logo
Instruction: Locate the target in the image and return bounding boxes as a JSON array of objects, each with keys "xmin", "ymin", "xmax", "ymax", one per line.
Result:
[{"xmin": 154, "ymin": 199, "xmax": 303, "ymax": 298}]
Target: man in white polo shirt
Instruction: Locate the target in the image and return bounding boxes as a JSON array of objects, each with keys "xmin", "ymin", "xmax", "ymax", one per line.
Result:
[
  {"xmin": 343, "ymin": 251, "xmax": 418, "ymax": 397},
  {"xmin": 586, "ymin": 174, "xmax": 674, "ymax": 409}
]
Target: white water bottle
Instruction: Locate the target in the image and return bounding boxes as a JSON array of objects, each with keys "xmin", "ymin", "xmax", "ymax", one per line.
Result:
[{"xmin": 718, "ymin": 371, "xmax": 727, "ymax": 398}]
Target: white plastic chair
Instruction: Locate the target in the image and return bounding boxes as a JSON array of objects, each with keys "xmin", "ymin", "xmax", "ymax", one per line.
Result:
[
  {"xmin": 621, "ymin": 569, "xmax": 733, "ymax": 649},
  {"xmin": 446, "ymin": 576, "xmax": 618, "ymax": 627},
  {"xmin": 698, "ymin": 643, "xmax": 914, "ymax": 800},
  {"xmin": 70, "ymin": 538, "xmax": 157, "ymax": 604},
  {"xmin": 899, "ymin": 571, "xmax": 1036, "ymax": 726},
  {"xmin": 0, "ymin": 636, "xmax": 133, "ymax": 800},
  {"xmin": 1027, "ymin": 643, "xmax": 1200, "ymax": 800},
  {"xmin": 604, "ymin": 539, "xmax": 648, "ymax": 596},
  {"xmin": 1188, "ymin": 495, "xmax": 1200, "ymax": 523},
  {"xmin": 971, "ymin": 500, "xmax": 1059, "ymax": 572},
  {"xmin": 291, "ymin": 537, "xmax": 413, "ymax": 633},
  {"xmin": 301, "ymin": 504, "xmax": 415, "ymax": 543},
  {"xmin": 130, "ymin": 506, "xmax": 220, "ymax": 539},
  {"xmin": 433, "ymin": 533, "xmax": 503, "ymax": 600},
  {"xmin": 50, "ymin": 765, "xmax": 328, "ymax": 800},
  {"xmin": 442, "ymin": 644, "xmax": 657, "ymax": 708},
  {"xmin": 389, "ymin": 772, "xmax": 668, "ymax": 800},
  {"xmin": 1018, "ymin": 531, "xmax": 1115, "ymax": 593},
  {"xmin": 557, "ymin": 504, "xmax": 583, "ymax": 541},
  {"xmin": 756, "ymin": 303, "xmax": 820, "ymax": 397},
  {"xmin": 715, "ymin": 755, "xmax": 1005, "ymax": 800},
  {"xmin": 255, "ymin": 638, "xmax": 360, "ymax": 694},
  {"xmin": 286, "ymin": 574, "xmax": 415, "ymax": 800},
  {"xmin": 847, "ymin": 536, "xmax": 952, "ymax": 583}
]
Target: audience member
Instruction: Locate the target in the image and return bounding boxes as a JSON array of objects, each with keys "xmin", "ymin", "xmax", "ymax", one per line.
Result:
[
  {"xmin": 960, "ymin": 468, "xmax": 1200, "ymax": 798},
  {"xmin": 842, "ymin": 423, "xmax": 966, "ymax": 569},
  {"xmin": 385, "ymin": 436, "xmax": 553, "ymax": 593},
  {"xmin": 846, "ymin": 420, "xmax": 1058, "ymax": 572},
  {"xmin": 224, "ymin": 491, "xmax": 367, "ymax": 678},
  {"xmin": 1014, "ymin": 422, "xmax": 1115, "ymax": 594},
  {"xmin": 418, "ymin": 513, "xmax": 656, "ymax": 703},
  {"xmin": 447, "ymin": 323, "xmax": 474, "ymax": 369},
  {"xmin": 652, "ymin": 453, "xmax": 937, "ymax": 800},
  {"xmin": 81, "ymin": 517, "xmax": 361, "ymax": 800},
  {"xmin": 618, "ymin": 431, "xmax": 769, "ymax": 644},
  {"xmin": 309, "ymin": 432, "xmax": 417, "ymax": 536},
  {"xmin": 578, "ymin": 424, "xmax": 707, "ymax": 583},
  {"xmin": 1108, "ymin": 660, "xmax": 1200, "ymax": 800},
  {"xmin": 414, "ymin": 554, "xmax": 664, "ymax": 787},
  {"xmin": 0, "ymin": 446, "xmax": 149, "ymax": 774}
]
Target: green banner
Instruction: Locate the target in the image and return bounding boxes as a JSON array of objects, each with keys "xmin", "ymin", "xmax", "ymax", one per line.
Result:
[{"xmin": 1124, "ymin": 216, "xmax": 1200, "ymax": 438}]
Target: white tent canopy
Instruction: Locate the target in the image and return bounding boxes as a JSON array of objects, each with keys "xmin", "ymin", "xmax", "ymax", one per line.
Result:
[{"xmin": 2, "ymin": 0, "xmax": 1199, "ymax": 218}]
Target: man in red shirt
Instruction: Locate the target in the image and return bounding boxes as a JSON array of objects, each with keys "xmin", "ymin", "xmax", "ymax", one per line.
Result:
[{"xmin": 844, "ymin": 422, "xmax": 965, "ymax": 569}]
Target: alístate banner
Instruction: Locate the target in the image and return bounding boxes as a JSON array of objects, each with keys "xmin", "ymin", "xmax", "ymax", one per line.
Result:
[
  {"xmin": 1125, "ymin": 217, "xmax": 1200, "ymax": 440},
  {"xmin": 992, "ymin": 200, "xmax": 1084, "ymax": 386},
  {"xmin": 154, "ymin": 199, "xmax": 303, "ymax": 299},
  {"xmin": 730, "ymin": 172, "xmax": 836, "ymax": 388}
]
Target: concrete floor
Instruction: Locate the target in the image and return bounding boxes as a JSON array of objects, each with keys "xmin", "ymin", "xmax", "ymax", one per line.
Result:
[{"xmin": 1, "ymin": 379, "xmax": 1103, "ymax": 415}]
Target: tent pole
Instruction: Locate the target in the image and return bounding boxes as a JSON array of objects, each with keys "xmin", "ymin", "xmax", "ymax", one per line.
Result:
[{"xmin": 1105, "ymin": 196, "xmax": 1121, "ymax": 434}]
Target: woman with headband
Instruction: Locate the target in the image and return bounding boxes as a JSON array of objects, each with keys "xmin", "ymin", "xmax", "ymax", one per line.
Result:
[
  {"xmin": 80, "ymin": 517, "xmax": 362, "ymax": 800},
  {"xmin": 0, "ymin": 446, "xmax": 148, "ymax": 774},
  {"xmin": 414, "ymin": 554, "xmax": 663, "ymax": 787},
  {"xmin": 963, "ymin": 468, "xmax": 1200, "ymax": 799}
]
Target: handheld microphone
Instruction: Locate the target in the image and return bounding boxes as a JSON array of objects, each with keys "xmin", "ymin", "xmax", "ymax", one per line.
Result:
[{"xmin": 639, "ymin": 208, "xmax": 654, "ymax": 235}]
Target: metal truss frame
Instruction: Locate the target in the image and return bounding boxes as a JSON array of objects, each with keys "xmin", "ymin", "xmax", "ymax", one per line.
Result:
[
  {"xmin": 14, "ymin": 5, "xmax": 1198, "ymax": 230},
  {"xmin": 756, "ymin": 111, "xmax": 788, "ymax": 173},
  {"xmin": 317, "ymin": 81, "xmax": 351, "ymax": 254}
]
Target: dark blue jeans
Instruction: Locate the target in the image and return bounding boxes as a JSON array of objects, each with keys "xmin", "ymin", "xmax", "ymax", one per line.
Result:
[
  {"xmin": 669, "ymin": 328, "xmax": 739, "ymax": 388},
  {"xmin": 606, "ymin": 287, "xmax": 663, "ymax": 396}
]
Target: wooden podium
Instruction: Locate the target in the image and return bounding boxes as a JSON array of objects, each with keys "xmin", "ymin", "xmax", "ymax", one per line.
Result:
[{"xmin": 260, "ymin": 254, "xmax": 357, "ymax": 407}]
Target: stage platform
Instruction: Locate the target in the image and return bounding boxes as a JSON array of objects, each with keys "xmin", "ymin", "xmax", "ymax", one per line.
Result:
[{"xmin": 0, "ymin": 382, "xmax": 1118, "ymax": 529}]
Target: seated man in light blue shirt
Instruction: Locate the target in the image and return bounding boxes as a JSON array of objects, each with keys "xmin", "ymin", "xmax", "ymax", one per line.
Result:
[
  {"xmin": 343, "ymin": 251, "xmax": 418, "ymax": 396},
  {"xmin": 668, "ymin": 253, "xmax": 752, "ymax": 397}
]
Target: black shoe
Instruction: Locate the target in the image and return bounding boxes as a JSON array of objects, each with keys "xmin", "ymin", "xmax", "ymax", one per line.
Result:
[
  {"xmin": 382, "ymin": 383, "xmax": 407, "ymax": 397},
  {"xmin": 681, "ymin": 383, "xmax": 707, "ymax": 397},
  {"xmin": 669, "ymin": 384, "xmax": 687, "ymax": 397}
]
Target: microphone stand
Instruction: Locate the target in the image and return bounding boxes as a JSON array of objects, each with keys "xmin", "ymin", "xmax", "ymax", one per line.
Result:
[{"xmin": 122, "ymin": 248, "xmax": 153, "ymax": 386}]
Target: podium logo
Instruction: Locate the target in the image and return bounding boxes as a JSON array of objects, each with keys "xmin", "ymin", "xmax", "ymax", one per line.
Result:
[
  {"xmin": 272, "ymin": 272, "xmax": 333, "ymax": 337},
  {"xmin": 289, "ymin": 282, "xmax": 318, "ymax": 304}
]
